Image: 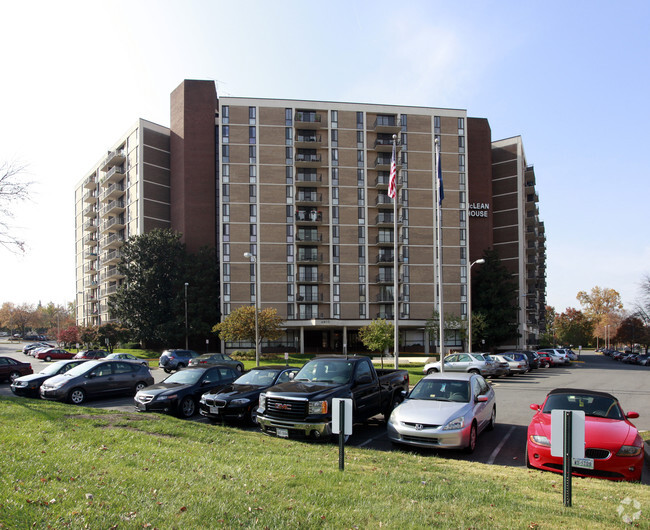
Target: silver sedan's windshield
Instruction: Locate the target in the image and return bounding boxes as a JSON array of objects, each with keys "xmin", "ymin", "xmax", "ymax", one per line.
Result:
[{"xmin": 410, "ymin": 379, "xmax": 470, "ymax": 403}]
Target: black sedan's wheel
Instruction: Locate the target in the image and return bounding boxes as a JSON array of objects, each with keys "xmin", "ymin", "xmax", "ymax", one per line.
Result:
[
  {"xmin": 179, "ymin": 397, "xmax": 196, "ymax": 418},
  {"xmin": 134, "ymin": 381, "xmax": 147, "ymax": 393},
  {"xmin": 248, "ymin": 406, "xmax": 258, "ymax": 425},
  {"xmin": 9, "ymin": 371, "xmax": 21, "ymax": 383},
  {"xmin": 464, "ymin": 422, "xmax": 477, "ymax": 454},
  {"xmin": 164, "ymin": 368, "xmax": 172, "ymax": 374},
  {"xmin": 69, "ymin": 388, "xmax": 86, "ymax": 405}
]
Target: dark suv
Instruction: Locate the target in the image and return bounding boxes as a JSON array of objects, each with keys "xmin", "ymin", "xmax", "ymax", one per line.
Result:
[{"xmin": 159, "ymin": 349, "xmax": 199, "ymax": 373}]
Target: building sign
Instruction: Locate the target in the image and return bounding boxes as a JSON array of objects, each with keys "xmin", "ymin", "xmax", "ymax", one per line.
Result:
[{"xmin": 469, "ymin": 202, "xmax": 490, "ymax": 218}]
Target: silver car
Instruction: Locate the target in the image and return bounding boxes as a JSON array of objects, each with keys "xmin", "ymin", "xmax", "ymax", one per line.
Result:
[
  {"xmin": 387, "ymin": 372, "xmax": 496, "ymax": 452},
  {"xmin": 492, "ymin": 354, "xmax": 528, "ymax": 375},
  {"xmin": 423, "ymin": 353, "xmax": 495, "ymax": 377}
]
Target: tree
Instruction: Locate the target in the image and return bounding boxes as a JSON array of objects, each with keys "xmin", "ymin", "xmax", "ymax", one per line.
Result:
[
  {"xmin": 472, "ymin": 249, "xmax": 519, "ymax": 350},
  {"xmin": 108, "ymin": 229, "xmax": 186, "ymax": 347},
  {"xmin": 58, "ymin": 326, "xmax": 80, "ymax": 348},
  {"xmin": 576, "ymin": 286, "xmax": 623, "ymax": 347},
  {"xmin": 0, "ymin": 302, "xmax": 35, "ymax": 336},
  {"xmin": 358, "ymin": 319, "xmax": 394, "ymax": 355},
  {"xmin": 554, "ymin": 308, "xmax": 594, "ymax": 348},
  {"xmin": 539, "ymin": 305, "xmax": 557, "ymax": 347},
  {"xmin": 424, "ymin": 310, "xmax": 480, "ymax": 352},
  {"xmin": 636, "ymin": 274, "xmax": 650, "ymax": 325},
  {"xmin": 97, "ymin": 322, "xmax": 130, "ymax": 352},
  {"xmin": 213, "ymin": 306, "xmax": 284, "ymax": 359},
  {"xmin": 0, "ymin": 161, "xmax": 32, "ymax": 253},
  {"xmin": 613, "ymin": 316, "xmax": 647, "ymax": 349},
  {"xmin": 80, "ymin": 325, "xmax": 99, "ymax": 347}
]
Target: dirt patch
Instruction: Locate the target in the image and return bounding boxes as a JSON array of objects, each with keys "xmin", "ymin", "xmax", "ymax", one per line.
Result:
[{"xmin": 65, "ymin": 412, "xmax": 176, "ymax": 437}]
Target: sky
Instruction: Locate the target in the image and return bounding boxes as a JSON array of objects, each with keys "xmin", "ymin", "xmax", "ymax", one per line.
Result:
[{"xmin": 1, "ymin": 0, "xmax": 649, "ymax": 315}]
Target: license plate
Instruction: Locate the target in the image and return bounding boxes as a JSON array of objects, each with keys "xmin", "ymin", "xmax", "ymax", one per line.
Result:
[
  {"xmin": 572, "ymin": 457, "xmax": 594, "ymax": 469},
  {"xmin": 209, "ymin": 406, "xmax": 221, "ymax": 414},
  {"xmin": 276, "ymin": 428, "xmax": 289, "ymax": 438}
]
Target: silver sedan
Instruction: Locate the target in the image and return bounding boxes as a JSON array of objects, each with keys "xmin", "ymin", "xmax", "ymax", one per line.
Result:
[{"xmin": 387, "ymin": 372, "xmax": 496, "ymax": 453}]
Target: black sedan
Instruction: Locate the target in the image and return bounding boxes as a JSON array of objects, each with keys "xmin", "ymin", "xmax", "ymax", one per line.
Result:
[
  {"xmin": 134, "ymin": 365, "xmax": 239, "ymax": 418},
  {"xmin": 199, "ymin": 366, "xmax": 299, "ymax": 424},
  {"xmin": 11, "ymin": 359, "xmax": 88, "ymax": 397}
]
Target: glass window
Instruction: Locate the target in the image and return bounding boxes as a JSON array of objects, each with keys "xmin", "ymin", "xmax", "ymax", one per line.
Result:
[
  {"xmin": 249, "ymin": 165, "xmax": 257, "ymax": 182},
  {"xmin": 356, "ymin": 111, "xmax": 364, "ymax": 129},
  {"xmin": 249, "ymin": 146, "xmax": 256, "ymax": 163},
  {"xmin": 222, "ymin": 125, "xmax": 229, "ymax": 143},
  {"xmin": 331, "ymin": 129, "xmax": 338, "ymax": 147},
  {"xmin": 331, "ymin": 110, "xmax": 338, "ymax": 128},
  {"xmin": 458, "ymin": 136, "xmax": 465, "ymax": 153},
  {"xmin": 285, "ymin": 127, "xmax": 293, "ymax": 145},
  {"xmin": 222, "ymin": 145, "xmax": 229, "ymax": 163},
  {"xmin": 249, "ymin": 106, "xmax": 256, "ymax": 124},
  {"xmin": 222, "ymin": 105, "xmax": 229, "ymax": 124},
  {"xmin": 249, "ymin": 127, "xmax": 256, "ymax": 144},
  {"xmin": 357, "ymin": 169, "xmax": 364, "ymax": 185},
  {"xmin": 249, "ymin": 184, "xmax": 256, "ymax": 198},
  {"xmin": 458, "ymin": 117, "xmax": 465, "ymax": 131},
  {"xmin": 285, "ymin": 108, "xmax": 292, "ymax": 126},
  {"xmin": 357, "ymin": 130, "xmax": 364, "ymax": 147}
]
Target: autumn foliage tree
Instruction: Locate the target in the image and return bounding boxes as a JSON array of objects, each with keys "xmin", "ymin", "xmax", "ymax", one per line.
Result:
[
  {"xmin": 58, "ymin": 326, "xmax": 80, "ymax": 348},
  {"xmin": 213, "ymin": 305, "xmax": 284, "ymax": 360},
  {"xmin": 554, "ymin": 308, "xmax": 594, "ymax": 347},
  {"xmin": 576, "ymin": 286, "xmax": 624, "ymax": 346}
]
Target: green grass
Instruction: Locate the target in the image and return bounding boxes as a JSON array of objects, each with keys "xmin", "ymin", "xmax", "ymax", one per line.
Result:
[{"xmin": 1, "ymin": 397, "xmax": 648, "ymax": 528}]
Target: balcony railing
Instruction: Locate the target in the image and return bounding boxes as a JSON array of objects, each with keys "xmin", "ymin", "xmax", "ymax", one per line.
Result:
[
  {"xmin": 101, "ymin": 149, "xmax": 126, "ymax": 171},
  {"xmin": 297, "ymin": 272, "xmax": 324, "ymax": 283},
  {"xmin": 296, "ymin": 172, "xmax": 322, "ymax": 184},
  {"xmin": 295, "ymin": 210, "xmax": 322, "ymax": 223},
  {"xmin": 376, "ymin": 254, "xmax": 394, "ymax": 263},
  {"xmin": 297, "ymin": 253, "xmax": 323, "ymax": 263},
  {"xmin": 296, "ymin": 232, "xmax": 323, "ymax": 243},
  {"xmin": 296, "ymin": 192, "xmax": 322, "ymax": 204}
]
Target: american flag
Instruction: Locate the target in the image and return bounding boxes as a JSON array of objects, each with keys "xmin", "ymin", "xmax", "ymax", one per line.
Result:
[{"xmin": 387, "ymin": 140, "xmax": 397, "ymax": 199}]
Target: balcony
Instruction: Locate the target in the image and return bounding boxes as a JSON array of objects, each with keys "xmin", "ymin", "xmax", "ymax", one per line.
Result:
[
  {"xmin": 83, "ymin": 219, "xmax": 98, "ymax": 232},
  {"xmin": 83, "ymin": 204, "xmax": 98, "ymax": 217},
  {"xmin": 374, "ymin": 154, "xmax": 397, "ymax": 170},
  {"xmin": 295, "ymin": 111, "xmax": 326, "ymax": 129},
  {"xmin": 102, "ymin": 233, "xmax": 124, "ymax": 249},
  {"xmin": 371, "ymin": 115, "xmax": 401, "ymax": 133},
  {"xmin": 295, "ymin": 133, "xmax": 323, "ymax": 147},
  {"xmin": 101, "ymin": 266, "xmax": 124, "ymax": 282},
  {"xmin": 102, "ymin": 249, "xmax": 122, "ymax": 266},
  {"xmin": 373, "ymin": 135, "xmax": 400, "ymax": 152},
  {"xmin": 376, "ymin": 311, "xmax": 395, "ymax": 320},
  {"xmin": 83, "ymin": 235, "xmax": 98, "ymax": 247},
  {"xmin": 375, "ymin": 235, "xmax": 394, "ymax": 246},
  {"xmin": 101, "ymin": 182, "xmax": 125, "ymax": 202},
  {"xmin": 101, "ymin": 149, "xmax": 126, "ymax": 171},
  {"xmin": 296, "ymin": 252, "xmax": 323, "ymax": 264},
  {"xmin": 295, "ymin": 192, "xmax": 322, "ymax": 205},
  {"xmin": 101, "ymin": 166, "xmax": 125, "ymax": 186},
  {"xmin": 105, "ymin": 284, "xmax": 119, "ymax": 296},
  {"xmin": 295, "ymin": 210, "xmax": 322, "ymax": 223},
  {"xmin": 297, "ymin": 272, "xmax": 324, "ymax": 283},
  {"xmin": 84, "ymin": 250, "xmax": 98, "ymax": 261},
  {"xmin": 83, "ymin": 174, "xmax": 97, "ymax": 189},
  {"xmin": 295, "ymin": 151, "xmax": 323, "ymax": 167},
  {"xmin": 376, "ymin": 253, "xmax": 394, "ymax": 264},
  {"xmin": 296, "ymin": 293, "xmax": 324, "ymax": 302},
  {"xmin": 83, "ymin": 190, "xmax": 98, "ymax": 203},
  {"xmin": 298, "ymin": 309, "xmax": 323, "ymax": 320},
  {"xmin": 84, "ymin": 264, "xmax": 98, "ymax": 275},
  {"xmin": 296, "ymin": 232, "xmax": 323, "ymax": 244},
  {"xmin": 296, "ymin": 171, "xmax": 323, "ymax": 185},
  {"xmin": 375, "ymin": 213, "xmax": 399, "ymax": 226},
  {"xmin": 100, "ymin": 216, "xmax": 125, "ymax": 234},
  {"xmin": 375, "ymin": 194, "xmax": 394, "ymax": 208},
  {"xmin": 101, "ymin": 199, "xmax": 125, "ymax": 217}
]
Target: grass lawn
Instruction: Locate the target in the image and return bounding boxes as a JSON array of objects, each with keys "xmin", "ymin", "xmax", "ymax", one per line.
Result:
[{"xmin": 1, "ymin": 397, "xmax": 648, "ymax": 528}]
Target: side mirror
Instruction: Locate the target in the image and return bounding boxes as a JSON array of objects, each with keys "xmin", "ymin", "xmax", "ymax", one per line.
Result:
[
  {"xmin": 530, "ymin": 404, "xmax": 540, "ymax": 411},
  {"xmin": 356, "ymin": 374, "xmax": 372, "ymax": 385},
  {"xmin": 401, "ymin": 389, "xmax": 407, "ymax": 397},
  {"xmin": 289, "ymin": 372, "xmax": 295, "ymax": 380},
  {"xmin": 476, "ymin": 395, "xmax": 488, "ymax": 403},
  {"xmin": 626, "ymin": 411, "xmax": 639, "ymax": 419},
  {"xmin": 87, "ymin": 372, "xmax": 96, "ymax": 379}
]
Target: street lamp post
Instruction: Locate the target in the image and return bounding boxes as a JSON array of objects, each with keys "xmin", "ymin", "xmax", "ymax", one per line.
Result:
[
  {"xmin": 184, "ymin": 282, "xmax": 189, "ymax": 350},
  {"xmin": 467, "ymin": 258, "xmax": 485, "ymax": 353},
  {"xmin": 244, "ymin": 252, "xmax": 260, "ymax": 367}
]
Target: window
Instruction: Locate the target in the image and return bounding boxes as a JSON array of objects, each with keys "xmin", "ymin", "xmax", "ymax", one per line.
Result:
[
  {"xmin": 357, "ymin": 226, "xmax": 365, "ymax": 243},
  {"xmin": 286, "ymin": 166, "xmax": 293, "ymax": 183},
  {"xmin": 249, "ymin": 146, "xmax": 256, "ymax": 163},
  {"xmin": 249, "ymin": 126, "xmax": 256, "ymax": 144},
  {"xmin": 286, "ymin": 185, "xmax": 293, "ymax": 201},
  {"xmin": 358, "ymin": 245, "xmax": 365, "ymax": 263},
  {"xmin": 249, "ymin": 184, "xmax": 256, "ymax": 199},
  {"xmin": 222, "ymin": 164, "xmax": 230, "ymax": 181},
  {"xmin": 357, "ymin": 150, "xmax": 364, "ymax": 167},
  {"xmin": 331, "ymin": 168, "xmax": 339, "ymax": 184},
  {"xmin": 287, "ymin": 264, "xmax": 295, "ymax": 282},
  {"xmin": 358, "ymin": 265, "xmax": 366, "ymax": 282},
  {"xmin": 331, "ymin": 186, "xmax": 339, "ymax": 204},
  {"xmin": 331, "ymin": 129, "xmax": 338, "ymax": 147},
  {"xmin": 222, "ymin": 125, "xmax": 229, "ymax": 143},
  {"xmin": 222, "ymin": 105, "xmax": 229, "ymax": 124},
  {"xmin": 458, "ymin": 136, "xmax": 465, "ymax": 153},
  {"xmin": 356, "ymin": 111, "xmax": 364, "ymax": 129},
  {"xmin": 400, "ymin": 114, "xmax": 407, "ymax": 130},
  {"xmin": 249, "ymin": 165, "xmax": 257, "ymax": 182},
  {"xmin": 331, "ymin": 110, "xmax": 338, "ymax": 128},
  {"xmin": 249, "ymin": 204, "xmax": 257, "ymax": 219},
  {"xmin": 332, "ymin": 206, "xmax": 339, "ymax": 223},
  {"xmin": 222, "ymin": 183, "xmax": 230, "ymax": 201},
  {"xmin": 286, "ymin": 147, "xmax": 293, "ymax": 164},
  {"xmin": 223, "ymin": 282, "xmax": 230, "ymax": 301},
  {"xmin": 332, "ymin": 225, "xmax": 339, "ymax": 243},
  {"xmin": 285, "ymin": 127, "xmax": 293, "ymax": 146},
  {"xmin": 357, "ymin": 169, "xmax": 364, "ymax": 185},
  {"xmin": 434, "ymin": 116, "xmax": 441, "ymax": 133},
  {"xmin": 401, "ymin": 132, "xmax": 407, "ymax": 147},
  {"xmin": 357, "ymin": 188, "xmax": 365, "ymax": 206},
  {"xmin": 250, "ymin": 224, "xmax": 257, "ymax": 242},
  {"xmin": 285, "ymin": 108, "xmax": 292, "ymax": 126},
  {"xmin": 359, "ymin": 284, "xmax": 366, "ymax": 301},
  {"xmin": 249, "ymin": 106, "xmax": 256, "ymax": 124},
  {"xmin": 223, "ymin": 263, "xmax": 230, "ymax": 281},
  {"xmin": 357, "ymin": 130, "xmax": 364, "ymax": 147},
  {"xmin": 458, "ymin": 117, "xmax": 465, "ymax": 132},
  {"xmin": 332, "ymin": 245, "xmax": 340, "ymax": 263},
  {"xmin": 222, "ymin": 223, "xmax": 230, "ymax": 241},
  {"xmin": 331, "ymin": 148, "xmax": 338, "ymax": 166},
  {"xmin": 222, "ymin": 145, "xmax": 229, "ymax": 163},
  {"xmin": 459, "ymin": 154, "xmax": 466, "ymax": 172},
  {"xmin": 359, "ymin": 303, "xmax": 366, "ymax": 319},
  {"xmin": 222, "ymin": 204, "xmax": 230, "ymax": 222}
]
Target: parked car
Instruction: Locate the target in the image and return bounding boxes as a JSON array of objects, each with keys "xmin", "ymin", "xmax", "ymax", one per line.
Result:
[
  {"xmin": 188, "ymin": 353, "xmax": 244, "ymax": 373},
  {"xmin": 492, "ymin": 354, "xmax": 528, "ymax": 375},
  {"xmin": 35, "ymin": 348, "xmax": 75, "ymax": 362},
  {"xmin": 158, "ymin": 349, "xmax": 199, "ymax": 373},
  {"xmin": 257, "ymin": 356, "xmax": 409, "ymax": 440},
  {"xmin": 199, "ymin": 365, "xmax": 299, "ymax": 424},
  {"xmin": 387, "ymin": 372, "xmax": 496, "ymax": 453},
  {"xmin": 74, "ymin": 349, "xmax": 109, "ymax": 360},
  {"xmin": 0, "ymin": 356, "xmax": 33, "ymax": 382},
  {"xmin": 526, "ymin": 388, "xmax": 644, "ymax": 482},
  {"xmin": 11, "ymin": 359, "xmax": 88, "ymax": 397},
  {"xmin": 105, "ymin": 352, "xmax": 149, "ymax": 367},
  {"xmin": 486, "ymin": 355, "xmax": 510, "ymax": 377},
  {"xmin": 135, "ymin": 365, "xmax": 239, "ymax": 418},
  {"xmin": 520, "ymin": 351, "xmax": 540, "ymax": 370},
  {"xmin": 29, "ymin": 346, "xmax": 52, "ymax": 357},
  {"xmin": 423, "ymin": 353, "xmax": 495, "ymax": 377},
  {"xmin": 535, "ymin": 351, "xmax": 554, "ymax": 367},
  {"xmin": 23, "ymin": 342, "xmax": 54, "ymax": 355},
  {"xmin": 537, "ymin": 348, "xmax": 570, "ymax": 365},
  {"xmin": 40, "ymin": 360, "xmax": 154, "ymax": 405}
]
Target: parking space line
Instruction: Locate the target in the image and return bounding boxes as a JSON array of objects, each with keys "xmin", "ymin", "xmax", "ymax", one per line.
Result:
[
  {"xmin": 357, "ymin": 433, "xmax": 385, "ymax": 448},
  {"xmin": 487, "ymin": 425, "xmax": 515, "ymax": 465}
]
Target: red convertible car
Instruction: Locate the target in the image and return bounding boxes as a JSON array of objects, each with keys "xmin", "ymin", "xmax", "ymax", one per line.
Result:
[{"xmin": 526, "ymin": 388, "xmax": 644, "ymax": 481}]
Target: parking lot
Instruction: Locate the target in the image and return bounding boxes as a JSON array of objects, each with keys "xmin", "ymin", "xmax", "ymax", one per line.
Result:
[{"xmin": 2, "ymin": 342, "xmax": 649, "ymax": 483}]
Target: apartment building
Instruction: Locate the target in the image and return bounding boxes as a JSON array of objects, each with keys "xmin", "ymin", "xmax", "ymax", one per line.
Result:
[
  {"xmin": 74, "ymin": 119, "xmax": 171, "ymax": 326},
  {"xmin": 74, "ymin": 79, "xmax": 546, "ymax": 353}
]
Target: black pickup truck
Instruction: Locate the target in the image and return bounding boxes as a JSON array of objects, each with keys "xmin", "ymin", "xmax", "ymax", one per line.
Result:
[{"xmin": 256, "ymin": 355, "xmax": 409, "ymax": 440}]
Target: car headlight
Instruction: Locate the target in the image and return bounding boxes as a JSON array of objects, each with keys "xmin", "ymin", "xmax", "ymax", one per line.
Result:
[
  {"xmin": 231, "ymin": 398, "xmax": 251, "ymax": 407},
  {"xmin": 259, "ymin": 393, "xmax": 266, "ymax": 408},
  {"xmin": 530, "ymin": 435, "xmax": 550, "ymax": 447},
  {"xmin": 199, "ymin": 395, "xmax": 207, "ymax": 404},
  {"xmin": 308, "ymin": 400, "xmax": 328, "ymax": 415},
  {"xmin": 155, "ymin": 394, "xmax": 177, "ymax": 401},
  {"xmin": 442, "ymin": 416, "xmax": 465, "ymax": 431},
  {"xmin": 616, "ymin": 445, "xmax": 643, "ymax": 457},
  {"xmin": 43, "ymin": 380, "xmax": 66, "ymax": 390}
]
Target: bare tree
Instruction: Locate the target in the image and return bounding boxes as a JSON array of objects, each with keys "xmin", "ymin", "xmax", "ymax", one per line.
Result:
[{"xmin": 0, "ymin": 161, "xmax": 32, "ymax": 253}]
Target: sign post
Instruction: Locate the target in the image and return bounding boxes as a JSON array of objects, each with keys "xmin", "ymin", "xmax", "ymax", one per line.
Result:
[
  {"xmin": 332, "ymin": 398, "xmax": 353, "ymax": 471},
  {"xmin": 562, "ymin": 411, "xmax": 573, "ymax": 506},
  {"xmin": 551, "ymin": 410, "xmax": 590, "ymax": 508}
]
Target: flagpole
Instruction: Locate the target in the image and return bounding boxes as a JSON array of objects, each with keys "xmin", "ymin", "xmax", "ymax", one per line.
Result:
[
  {"xmin": 435, "ymin": 137, "xmax": 444, "ymax": 371},
  {"xmin": 392, "ymin": 134, "xmax": 399, "ymax": 370}
]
